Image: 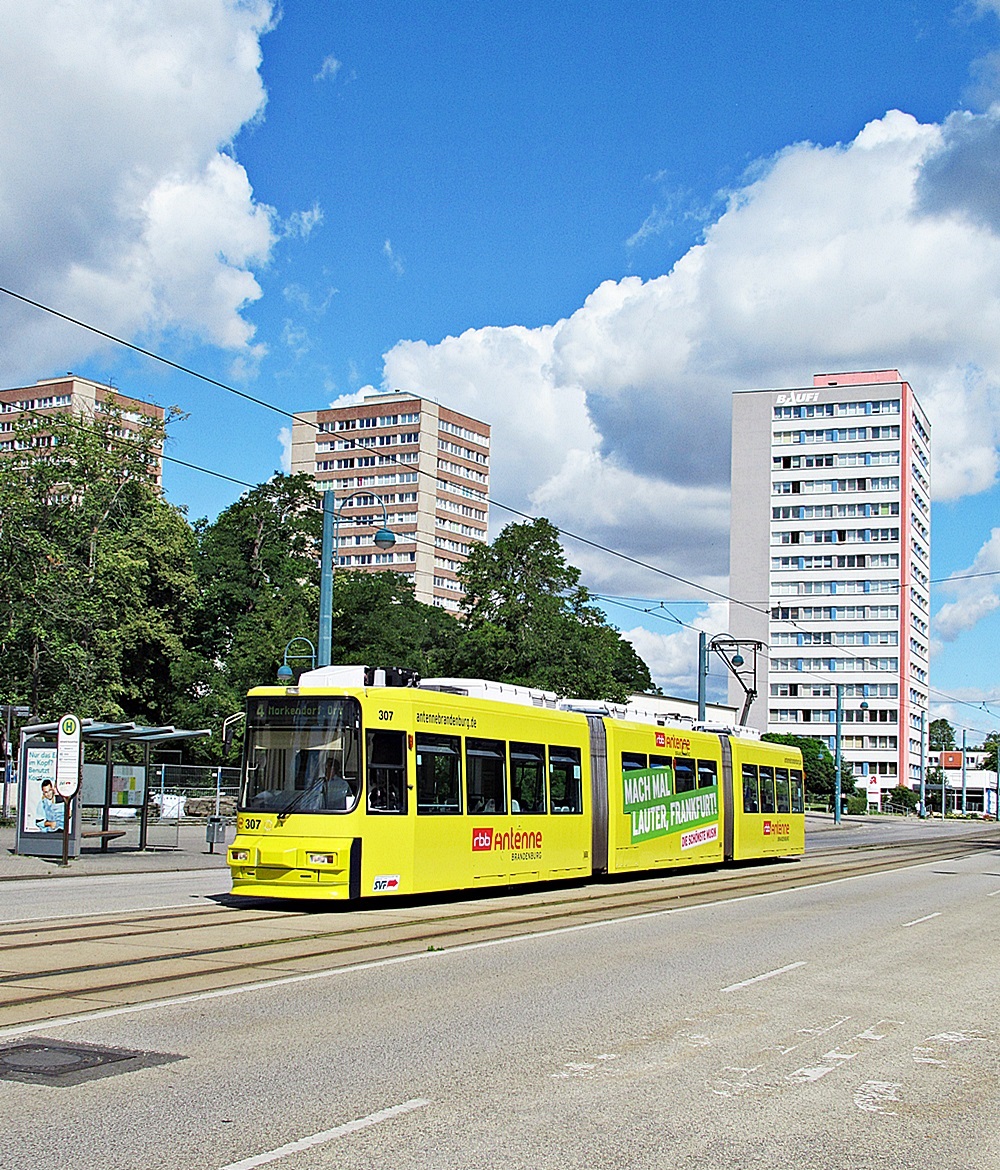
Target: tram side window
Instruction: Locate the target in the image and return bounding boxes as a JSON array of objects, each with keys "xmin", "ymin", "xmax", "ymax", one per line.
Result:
[
  {"xmin": 622, "ymin": 752, "xmax": 647, "ymax": 772},
  {"xmin": 511, "ymin": 743, "xmax": 546, "ymax": 814},
  {"xmin": 742, "ymin": 763, "xmax": 760, "ymax": 813},
  {"xmin": 697, "ymin": 759, "xmax": 718, "ymax": 789},
  {"xmin": 366, "ymin": 730, "xmax": 407, "ymax": 814},
  {"xmin": 790, "ymin": 769, "xmax": 805, "ymax": 813},
  {"xmin": 550, "ymin": 747, "xmax": 583, "ymax": 814},
  {"xmin": 674, "ymin": 758, "xmax": 696, "ymax": 793},
  {"xmin": 649, "ymin": 755, "xmax": 673, "ymax": 794},
  {"xmin": 774, "ymin": 767, "xmax": 791, "ymax": 814},
  {"xmin": 467, "ymin": 738, "xmax": 507, "ymax": 814},
  {"xmin": 415, "ymin": 734, "xmax": 461, "ymax": 814},
  {"xmin": 759, "ymin": 766, "xmax": 776, "ymax": 814}
]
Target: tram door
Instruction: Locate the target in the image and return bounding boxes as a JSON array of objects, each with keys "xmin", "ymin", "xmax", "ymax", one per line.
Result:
[
  {"xmin": 364, "ymin": 728, "xmax": 414, "ymax": 896},
  {"xmin": 412, "ymin": 732, "xmax": 469, "ymax": 894}
]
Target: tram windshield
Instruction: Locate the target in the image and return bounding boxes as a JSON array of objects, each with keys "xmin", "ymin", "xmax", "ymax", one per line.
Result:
[{"xmin": 240, "ymin": 696, "xmax": 362, "ymax": 814}]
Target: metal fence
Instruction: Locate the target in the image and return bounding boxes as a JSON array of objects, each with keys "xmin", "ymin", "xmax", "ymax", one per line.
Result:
[{"xmin": 148, "ymin": 764, "xmax": 241, "ymax": 820}]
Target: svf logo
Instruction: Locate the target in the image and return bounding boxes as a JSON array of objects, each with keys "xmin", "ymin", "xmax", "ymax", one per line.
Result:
[{"xmin": 472, "ymin": 827, "xmax": 493, "ymax": 852}]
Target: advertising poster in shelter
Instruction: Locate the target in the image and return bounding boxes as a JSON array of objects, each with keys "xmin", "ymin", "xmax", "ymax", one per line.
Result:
[{"xmin": 21, "ymin": 746, "xmax": 62, "ymax": 835}]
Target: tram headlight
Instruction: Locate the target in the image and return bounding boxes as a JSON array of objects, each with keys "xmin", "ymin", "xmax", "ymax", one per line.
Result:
[
  {"xmin": 308, "ymin": 852, "xmax": 337, "ymax": 866},
  {"xmin": 230, "ymin": 849, "xmax": 250, "ymax": 862}
]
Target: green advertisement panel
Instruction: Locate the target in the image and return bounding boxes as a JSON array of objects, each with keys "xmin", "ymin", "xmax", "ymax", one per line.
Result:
[{"xmin": 622, "ymin": 767, "xmax": 719, "ymax": 847}]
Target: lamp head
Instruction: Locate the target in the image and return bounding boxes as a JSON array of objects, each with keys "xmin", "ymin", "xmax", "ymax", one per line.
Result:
[
  {"xmin": 374, "ymin": 526, "xmax": 396, "ymax": 550},
  {"xmin": 277, "ymin": 662, "xmax": 294, "ymax": 683},
  {"xmin": 732, "ymin": 653, "xmax": 744, "ymax": 668}
]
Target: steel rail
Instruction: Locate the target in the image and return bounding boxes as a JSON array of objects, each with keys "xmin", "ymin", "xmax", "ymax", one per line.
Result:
[{"xmin": 0, "ymin": 833, "xmax": 995, "ymax": 1028}]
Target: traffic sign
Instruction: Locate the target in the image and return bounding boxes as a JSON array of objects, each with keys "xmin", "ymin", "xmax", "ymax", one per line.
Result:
[{"xmin": 55, "ymin": 714, "xmax": 81, "ymax": 799}]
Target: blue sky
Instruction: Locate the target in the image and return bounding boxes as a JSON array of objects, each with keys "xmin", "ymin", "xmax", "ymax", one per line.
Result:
[{"xmin": 2, "ymin": 1, "xmax": 1000, "ymax": 737}]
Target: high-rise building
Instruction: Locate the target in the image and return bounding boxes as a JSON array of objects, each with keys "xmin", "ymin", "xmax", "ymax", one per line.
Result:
[
  {"xmin": 0, "ymin": 375, "xmax": 165, "ymax": 485},
  {"xmin": 728, "ymin": 370, "xmax": 931, "ymax": 806},
  {"xmin": 291, "ymin": 390, "xmax": 490, "ymax": 610}
]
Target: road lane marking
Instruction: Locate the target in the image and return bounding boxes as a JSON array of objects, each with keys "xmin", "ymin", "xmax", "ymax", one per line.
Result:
[
  {"xmin": 902, "ymin": 912, "xmax": 941, "ymax": 927},
  {"xmin": 721, "ymin": 961, "xmax": 806, "ymax": 993},
  {"xmin": 987, "ymin": 889, "xmax": 1000, "ymax": 897},
  {"xmin": 218, "ymin": 1099, "xmax": 430, "ymax": 1170}
]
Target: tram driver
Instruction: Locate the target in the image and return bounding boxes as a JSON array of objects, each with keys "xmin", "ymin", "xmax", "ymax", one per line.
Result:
[{"xmin": 321, "ymin": 760, "xmax": 353, "ymax": 810}]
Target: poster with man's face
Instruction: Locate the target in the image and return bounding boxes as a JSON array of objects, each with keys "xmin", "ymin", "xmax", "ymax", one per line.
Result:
[{"xmin": 21, "ymin": 746, "xmax": 60, "ymax": 834}]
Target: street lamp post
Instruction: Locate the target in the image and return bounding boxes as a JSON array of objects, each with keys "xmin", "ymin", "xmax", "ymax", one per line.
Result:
[
  {"xmin": 919, "ymin": 710, "xmax": 927, "ymax": 817},
  {"xmin": 834, "ymin": 684, "xmax": 844, "ymax": 825},
  {"xmin": 317, "ymin": 489, "xmax": 396, "ymax": 667},
  {"xmin": 277, "ymin": 637, "xmax": 317, "ymax": 684}
]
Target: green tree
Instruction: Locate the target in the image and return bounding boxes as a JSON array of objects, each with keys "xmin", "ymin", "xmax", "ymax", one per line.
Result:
[
  {"xmin": 982, "ymin": 732, "xmax": 999, "ymax": 774},
  {"xmin": 0, "ymin": 401, "xmax": 195, "ymax": 724},
  {"xmin": 882, "ymin": 784, "xmax": 919, "ymax": 814},
  {"xmin": 327, "ymin": 570, "xmax": 461, "ymax": 677},
  {"xmin": 762, "ymin": 733, "xmax": 854, "ymax": 802},
  {"xmin": 929, "ymin": 718, "xmax": 956, "ymax": 751},
  {"xmin": 455, "ymin": 518, "xmax": 652, "ymax": 701},
  {"xmin": 173, "ymin": 473, "xmax": 322, "ymax": 744}
]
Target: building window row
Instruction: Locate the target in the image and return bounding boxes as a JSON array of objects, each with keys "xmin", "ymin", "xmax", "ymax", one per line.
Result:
[
  {"xmin": 771, "ymin": 631, "xmax": 898, "ymax": 647},
  {"xmin": 440, "ymin": 418, "xmax": 490, "ymax": 447},
  {"xmin": 772, "ymin": 579, "xmax": 900, "ymax": 596},
  {"xmin": 1, "ymin": 394, "xmax": 74, "ymax": 413},
  {"xmin": 770, "ymin": 682, "xmax": 898, "ymax": 698},
  {"xmin": 437, "ymin": 458, "xmax": 488, "ymax": 485},
  {"xmin": 771, "ymin": 604, "xmax": 899, "ymax": 621},
  {"xmin": 773, "ymin": 527, "xmax": 899, "ymax": 545},
  {"xmin": 338, "ymin": 551, "xmax": 416, "ymax": 567},
  {"xmin": 772, "ymin": 502, "xmax": 898, "ymax": 520},
  {"xmin": 437, "ymin": 477, "xmax": 487, "ymax": 503},
  {"xmin": 770, "ymin": 656, "xmax": 899, "ymax": 673},
  {"xmin": 436, "ymin": 515, "xmax": 483, "ymax": 538},
  {"xmin": 773, "ymin": 476, "xmax": 900, "ymax": 495},
  {"xmin": 437, "ymin": 496, "xmax": 487, "ymax": 523},
  {"xmin": 772, "ymin": 399, "xmax": 900, "ymax": 420},
  {"xmin": 768, "ymin": 708, "xmax": 898, "ymax": 724},
  {"xmin": 773, "ymin": 425, "xmax": 901, "ymax": 445},
  {"xmin": 772, "ymin": 554, "xmax": 899, "ymax": 571},
  {"xmin": 772, "ymin": 453, "xmax": 899, "ymax": 472},
  {"xmin": 438, "ymin": 438, "xmax": 489, "ymax": 465}
]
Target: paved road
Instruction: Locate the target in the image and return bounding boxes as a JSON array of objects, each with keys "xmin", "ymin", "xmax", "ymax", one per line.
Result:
[{"xmin": 1, "ymin": 833, "xmax": 998, "ymax": 1169}]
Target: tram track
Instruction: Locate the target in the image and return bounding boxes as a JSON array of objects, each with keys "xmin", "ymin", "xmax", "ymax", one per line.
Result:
[{"xmin": 1, "ymin": 832, "xmax": 996, "ymax": 1029}]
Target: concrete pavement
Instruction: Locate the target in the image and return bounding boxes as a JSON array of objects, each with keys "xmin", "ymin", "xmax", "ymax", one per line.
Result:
[{"xmin": 0, "ymin": 819, "xmax": 230, "ymax": 880}]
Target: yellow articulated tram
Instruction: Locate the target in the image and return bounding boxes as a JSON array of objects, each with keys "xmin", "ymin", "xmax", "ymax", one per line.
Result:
[{"xmin": 228, "ymin": 665, "xmax": 805, "ymax": 901}]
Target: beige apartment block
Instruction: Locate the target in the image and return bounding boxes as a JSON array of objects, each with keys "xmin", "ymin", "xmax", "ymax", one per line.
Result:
[
  {"xmin": 291, "ymin": 390, "xmax": 490, "ymax": 610},
  {"xmin": 0, "ymin": 374, "xmax": 165, "ymax": 486}
]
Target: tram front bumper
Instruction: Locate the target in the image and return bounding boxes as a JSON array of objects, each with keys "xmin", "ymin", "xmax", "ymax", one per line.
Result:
[{"xmin": 228, "ymin": 835, "xmax": 358, "ymax": 899}]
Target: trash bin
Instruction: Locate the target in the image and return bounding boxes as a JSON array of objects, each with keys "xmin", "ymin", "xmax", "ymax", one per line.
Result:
[{"xmin": 206, "ymin": 815, "xmax": 227, "ymax": 851}]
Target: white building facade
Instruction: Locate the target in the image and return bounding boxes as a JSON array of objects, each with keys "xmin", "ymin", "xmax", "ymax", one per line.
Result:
[
  {"xmin": 728, "ymin": 370, "xmax": 931, "ymax": 806},
  {"xmin": 291, "ymin": 390, "xmax": 490, "ymax": 611}
]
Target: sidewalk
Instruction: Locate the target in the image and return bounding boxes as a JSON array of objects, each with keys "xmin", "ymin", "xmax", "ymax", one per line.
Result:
[{"xmin": 0, "ymin": 820, "xmax": 229, "ymax": 879}]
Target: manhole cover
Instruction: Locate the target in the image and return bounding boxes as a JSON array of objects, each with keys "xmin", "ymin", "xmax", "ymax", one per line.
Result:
[{"xmin": 0, "ymin": 1039, "xmax": 182, "ymax": 1085}]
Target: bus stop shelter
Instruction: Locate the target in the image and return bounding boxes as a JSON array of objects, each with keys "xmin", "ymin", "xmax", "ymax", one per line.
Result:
[{"xmin": 15, "ymin": 718, "xmax": 211, "ymax": 858}]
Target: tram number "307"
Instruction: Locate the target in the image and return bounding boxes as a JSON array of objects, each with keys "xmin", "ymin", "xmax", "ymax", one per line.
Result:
[{"xmin": 378, "ymin": 709, "xmax": 394, "ymax": 721}]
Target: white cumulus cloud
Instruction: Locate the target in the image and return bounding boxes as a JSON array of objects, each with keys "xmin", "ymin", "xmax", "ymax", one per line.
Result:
[
  {"xmin": 0, "ymin": 0, "xmax": 280, "ymax": 380},
  {"xmin": 933, "ymin": 528, "xmax": 1000, "ymax": 644},
  {"xmin": 381, "ymin": 108, "xmax": 1000, "ymax": 629}
]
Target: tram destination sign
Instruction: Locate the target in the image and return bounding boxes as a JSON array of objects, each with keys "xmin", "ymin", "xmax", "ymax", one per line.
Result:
[{"xmin": 250, "ymin": 698, "xmax": 348, "ymax": 726}]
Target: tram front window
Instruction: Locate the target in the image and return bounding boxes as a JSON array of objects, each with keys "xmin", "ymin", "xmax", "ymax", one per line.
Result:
[{"xmin": 241, "ymin": 696, "xmax": 362, "ymax": 814}]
